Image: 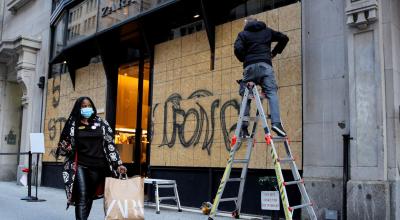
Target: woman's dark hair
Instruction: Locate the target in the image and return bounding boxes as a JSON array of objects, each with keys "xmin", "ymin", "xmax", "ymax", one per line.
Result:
[
  {"xmin": 69, "ymin": 96, "xmax": 97, "ymax": 122},
  {"xmin": 52, "ymin": 96, "xmax": 98, "ymax": 160}
]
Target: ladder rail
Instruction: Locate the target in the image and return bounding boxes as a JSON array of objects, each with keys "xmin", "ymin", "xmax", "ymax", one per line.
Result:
[
  {"xmin": 236, "ymin": 136, "xmax": 254, "ymax": 213},
  {"xmin": 236, "ymin": 110, "xmax": 259, "ymax": 213},
  {"xmin": 269, "ymin": 142, "xmax": 292, "ymax": 219},
  {"xmin": 208, "ymin": 88, "xmax": 251, "ymax": 219},
  {"xmin": 208, "ymin": 84, "xmax": 317, "ymax": 220},
  {"xmin": 283, "ymin": 141, "xmax": 317, "ymax": 220},
  {"xmin": 233, "ymin": 88, "xmax": 252, "ymax": 143},
  {"xmin": 208, "ymin": 148, "xmax": 236, "ymax": 218},
  {"xmin": 252, "ymin": 86, "xmax": 293, "ymax": 220},
  {"xmin": 251, "ymin": 86, "xmax": 270, "ymax": 134}
]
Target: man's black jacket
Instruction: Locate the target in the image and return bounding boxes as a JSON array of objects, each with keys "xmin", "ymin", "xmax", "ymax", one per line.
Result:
[{"xmin": 234, "ymin": 21, "xmax": 289, "ymax": 68}]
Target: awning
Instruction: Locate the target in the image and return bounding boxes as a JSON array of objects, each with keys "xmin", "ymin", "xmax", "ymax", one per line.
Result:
[{"xmin": 50, "ymin": 0, "xmax": 245, "ymax": 87}]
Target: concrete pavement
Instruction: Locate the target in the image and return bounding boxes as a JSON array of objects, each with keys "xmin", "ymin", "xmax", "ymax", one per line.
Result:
[{"xmin": 0, "ymin": 181, "xmax": 264, "ymax": 220}]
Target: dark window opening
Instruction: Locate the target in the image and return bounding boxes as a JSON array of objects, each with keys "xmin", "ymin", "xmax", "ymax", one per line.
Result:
[
  {"xmin": 223, "ymin": 0, "xmax": 299, "ymax": 24},
  {"xmin": 50, "ymin": 62, "xmax": 68, "ymax": 77},
  {"xmin": 170, "ymin": 20, "xmax": 204, "ymax": 39}
]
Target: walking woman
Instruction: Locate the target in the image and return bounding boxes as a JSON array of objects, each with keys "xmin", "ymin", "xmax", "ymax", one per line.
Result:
[{"xmin": 54, "ymin": 97, "xmax": 127, "ymax": 220}]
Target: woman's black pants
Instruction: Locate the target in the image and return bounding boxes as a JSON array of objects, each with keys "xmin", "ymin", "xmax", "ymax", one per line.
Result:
[{"xmin": 74, "ymin": 165, "xmax": 105, "ymax": 220}]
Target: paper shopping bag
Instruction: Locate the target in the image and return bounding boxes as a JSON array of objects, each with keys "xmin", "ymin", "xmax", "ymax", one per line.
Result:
[{"xmin": 104, "ymin": 176, "xmax": 144, "ymax": 220}]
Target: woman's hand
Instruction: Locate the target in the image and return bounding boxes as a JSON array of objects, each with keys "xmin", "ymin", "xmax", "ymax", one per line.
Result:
[{"xmin": 117, "ymin": 165, "xmax": 127, "ymax": 174}]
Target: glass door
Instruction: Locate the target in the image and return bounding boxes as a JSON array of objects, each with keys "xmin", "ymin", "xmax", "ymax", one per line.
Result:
[
  {"xmin": 115, "ymin": 63, "xmax": 138, "ymax": 164},
  {"xmin": 115, "ymin": 60, "xmax": 150, "ymax": 176},
  {"xmin": 140, "ymin": 61, "xmax": 150, "ymax": 176}
]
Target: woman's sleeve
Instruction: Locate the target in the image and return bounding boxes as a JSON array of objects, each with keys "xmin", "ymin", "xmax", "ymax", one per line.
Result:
[
  {"xmin": 55, "ymin": 119, "xmax": 73, "ymax": 158},
  {"xmin": 103, "ymin": 120, "xmax": 123, "ymax": 169}
]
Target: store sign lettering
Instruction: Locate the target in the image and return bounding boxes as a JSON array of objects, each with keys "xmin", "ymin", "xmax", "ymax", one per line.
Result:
[{"xmin": 101, "ymin": 0, "xmax": 138, "ymax": 17}]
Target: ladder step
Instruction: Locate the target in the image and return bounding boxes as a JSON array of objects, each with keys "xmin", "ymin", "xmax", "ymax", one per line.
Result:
[
  {"xmin": 247, "ymin": 94, "xmax": 265, "ymax": 100},
  {"xmin": 159, "ymin": 196, "xmax": 177, "ymax": 201},
  {"xmin": 233, "ymin": 159, "xmax": 249, "ymax": 164},
  {"xmin": 288, "ymin": 203, "xmax": 313, "ymax": 211},
  {"xmin": 158, "ymin": 185, "xmax": 175, "ymax": 188},
  {"xmin": 272, "ymin": 137, "xmax": 288, "ymax": 142},
  {"xmin": 227, "ymin": 178, "xmax": 243, "ymax": 182},
  {"xmin": 243, "ymin": 116, "xmax": 258, "ymax": 122},
  {"xmin": 283, "ymin": 179, "xmax": 304, "ymax": 186},
  {"xmin": 238, "ymin": 137, "xmax": 253, "ymax": 141},
  {"xmin": 247, "ymin": 95, "xmax": 254, "ymax": 99},
  {"xmin": 220, "ymin": 197, "xmax": 238, "ymax": 202},
  {"xmin": 277, "ymin": 157, "xmax": 295, "ymax": 163}
]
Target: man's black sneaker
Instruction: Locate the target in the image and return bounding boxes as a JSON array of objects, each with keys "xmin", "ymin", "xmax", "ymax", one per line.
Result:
[{"xmin": 272, "ymin": 123, "xmax": 287, "ymax": 137}]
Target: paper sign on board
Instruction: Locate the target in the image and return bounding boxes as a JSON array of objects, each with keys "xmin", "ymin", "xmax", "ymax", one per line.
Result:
[
  {"xmin": 30, "ymin": 133, "xmax": 45, "ymax": 153},
  {"xmin": 261, "ymin": 191, "xmax": 280, "ymax": 210}
]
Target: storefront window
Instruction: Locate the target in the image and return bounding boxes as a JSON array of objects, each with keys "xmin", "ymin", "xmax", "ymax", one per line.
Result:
[
  {"xmin": 52, "ymin": 13, "xmax": 67, "ymax": 58},
  {"xmin": 98, "ymin": 0, "xmax": 173, "ymax": 31},
  {"xmin": 50, "ymin": 62, "xmax": 68, "ymax": 76},
  {"xmin": 67, "ymin": 0, "xmax": 98, "ymax": 45},
  {"xmin": 227, "ymin": 0, "xmax": 298, "ymax": 22}
]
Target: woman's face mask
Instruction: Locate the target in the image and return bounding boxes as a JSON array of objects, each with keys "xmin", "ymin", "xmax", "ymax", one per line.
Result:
[{"xmin": 80, "ymin": 107, "xmax": 94, "ymax": 119}]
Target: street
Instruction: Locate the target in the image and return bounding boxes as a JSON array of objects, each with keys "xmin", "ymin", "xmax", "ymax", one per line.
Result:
[{"xmin": 0, "ymin": 181, "xmax": 255, "ymax": 220}]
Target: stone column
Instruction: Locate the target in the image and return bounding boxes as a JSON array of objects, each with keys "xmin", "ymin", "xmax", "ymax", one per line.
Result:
[
  {"xmin": 302, "ymin": 0, "xmax": 349, "ymax": 219},
  {"xmin": 381, "ymin": 1, "xmax": 400, "ymax": 219},
  {"xmin": 14, "ymin": 37, "xmax": 41, "ymax": 167},
  {"xmin": 345, "ymin": 0, "xmax": 390, "ymax": 219},
  {"xmin": 0, "ymin": 65, "xmax": 6, "ymax": 143}
]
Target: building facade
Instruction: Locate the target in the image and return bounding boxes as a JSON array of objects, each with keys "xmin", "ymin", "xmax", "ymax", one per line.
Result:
[
  {"xmin": 0, "ymin": 0, "xmax": 51, "ymax": 181},
  {"xmin": 303, "ymin": 0, "xmax": 400, "ymax": 219},
  {"xmin": 42, "ymin": 0, "xmax": 400, "ymax": 219}
]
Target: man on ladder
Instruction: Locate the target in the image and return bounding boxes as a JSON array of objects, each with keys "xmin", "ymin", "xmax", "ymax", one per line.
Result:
[
  {"xmin": 234, "ymin": 16, "xmax": 288, "ymax": 137},
  {"xmin": 206, "ymin": 16, "xmax": 317, "ymax": 220}
]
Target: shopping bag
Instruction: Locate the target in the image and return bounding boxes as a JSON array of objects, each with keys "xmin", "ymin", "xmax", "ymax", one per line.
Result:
[{"xmin": 104, "ymin": 175, "xmax": 144, "ymax": 220}]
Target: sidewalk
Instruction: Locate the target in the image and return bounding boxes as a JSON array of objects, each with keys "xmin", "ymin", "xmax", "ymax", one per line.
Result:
[{"xmin": 0, "ymin": 181, "xmax": 258, "ymax": 220}]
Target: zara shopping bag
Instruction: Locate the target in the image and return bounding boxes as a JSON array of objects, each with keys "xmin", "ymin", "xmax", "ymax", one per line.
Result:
[{"xmin": 104, "ymin": 176, "xmax": 144, "ymax": 220}]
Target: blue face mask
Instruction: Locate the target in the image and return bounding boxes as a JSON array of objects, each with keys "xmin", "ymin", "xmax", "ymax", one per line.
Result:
[{"xmin": 80, "ymin": 107, "xmax": 94, "ymax": 119}]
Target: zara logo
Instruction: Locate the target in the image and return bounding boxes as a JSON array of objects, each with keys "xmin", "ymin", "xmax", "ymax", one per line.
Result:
[
  {"xmin": 101, "ymin": 0, "xmax": 138, "ymax": 17},
  {"xmin": 105, "ymin": 199, "xmax": 144, "ymax": 219}
]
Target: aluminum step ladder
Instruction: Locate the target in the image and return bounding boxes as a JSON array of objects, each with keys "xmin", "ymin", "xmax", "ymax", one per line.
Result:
[
  {"xmin": 144, "ymin": 178, "xmax": 182, "ymax": 214},
  {"xmin": 208, "ymin": 82, "xmax": 317, "ymax": 220}
]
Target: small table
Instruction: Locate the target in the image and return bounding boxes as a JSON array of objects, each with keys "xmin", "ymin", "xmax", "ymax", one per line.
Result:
[{"xmin": 144, "ymin": 178, "xmax": 182, "ymax": 214}]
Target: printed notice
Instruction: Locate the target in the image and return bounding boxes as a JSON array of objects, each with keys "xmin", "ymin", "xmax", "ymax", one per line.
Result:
[
  {"xmin": 30, "ymin": 133, "xmax": 45, "ymax": 153},
  {"xmin": 261, "ymin": 191, "xmax": 280, "ymax": 210}
]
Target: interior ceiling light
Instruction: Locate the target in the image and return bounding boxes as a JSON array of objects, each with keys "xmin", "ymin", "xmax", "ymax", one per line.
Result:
[{"xmin": 193, "ymin": 14, "xmax": 200, "ymax": 18}]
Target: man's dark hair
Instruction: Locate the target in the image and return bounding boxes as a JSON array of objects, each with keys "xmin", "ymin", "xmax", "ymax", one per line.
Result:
[{"xmin": 245, "ymin": 16, "xmax": 258, "ymax": 23}]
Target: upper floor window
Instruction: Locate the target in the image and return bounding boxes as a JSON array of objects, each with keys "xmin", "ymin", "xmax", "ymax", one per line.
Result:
[
  {"xmin": 52, "ymin": 13, "xmax": 67, "ymax": 58},
  {"xmin": 67, "ymin": 0, "xmax": 98, "ymax": 44}
]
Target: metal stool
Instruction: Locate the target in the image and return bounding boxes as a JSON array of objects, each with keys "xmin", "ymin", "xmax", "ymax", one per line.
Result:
[{"xmin": 144, "ymin": 178, "xmax": 182, "ymax": 214}]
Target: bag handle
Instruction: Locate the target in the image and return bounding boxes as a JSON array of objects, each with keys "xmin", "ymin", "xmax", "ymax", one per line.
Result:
[{"xmin": 119, "ymin": 173, "xmax": 128, "ymax": 180}]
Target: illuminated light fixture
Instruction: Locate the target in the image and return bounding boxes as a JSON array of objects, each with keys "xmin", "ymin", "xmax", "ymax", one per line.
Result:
[
  {"xmin": 193, "ymin": 14, "xmax": 200, "ymax": 18},
  {"xmin": 115, "ymin": 128, "xmax": 148, "ymax": 136},
  {"xmin": 116, "ymin": 128, "xmax": 136, "ymax": 133},
  {"xmin": 63, "ymin": 61, "xmax": 67, "ymax": 64},
  {"xmin": 124, "ymin": 73, "xmax": 127, "ymax": 76}
]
